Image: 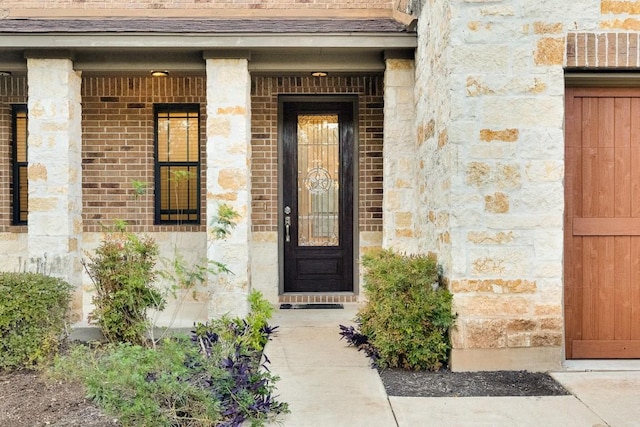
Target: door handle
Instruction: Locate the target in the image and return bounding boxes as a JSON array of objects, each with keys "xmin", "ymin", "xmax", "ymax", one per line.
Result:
[
  {"xmin": 284, "ymin": 216, "xmax": 291, "ymax": 243},
  {"xmin": 284, "ymin": 205, "xmax": 292, "ymax": 243}
]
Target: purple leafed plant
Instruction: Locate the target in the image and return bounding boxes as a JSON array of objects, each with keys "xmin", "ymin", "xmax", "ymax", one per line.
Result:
[{"xmin": 339, "ymin": 324, "xmax": 380, "ymax": 367}]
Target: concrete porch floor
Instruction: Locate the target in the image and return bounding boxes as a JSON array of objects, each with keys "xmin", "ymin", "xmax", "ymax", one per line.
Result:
[{"xmin": 265, "ymin": 304, "xmax": 640, "ymax": 426}]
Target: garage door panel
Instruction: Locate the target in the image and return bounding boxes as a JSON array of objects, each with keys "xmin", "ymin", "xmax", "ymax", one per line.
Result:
[{"xmin": 566, "ymin": 88, "xmax": 640, "ymax": 359}]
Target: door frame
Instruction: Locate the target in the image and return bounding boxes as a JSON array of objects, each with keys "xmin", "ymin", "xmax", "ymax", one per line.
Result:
[{"xmin": 277, "ymin": 95, "xmax": 359, "ymax": 295}]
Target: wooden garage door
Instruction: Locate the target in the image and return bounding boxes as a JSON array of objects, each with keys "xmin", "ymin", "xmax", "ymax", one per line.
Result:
[{"xmin": 565, "ymin": 87, "xmax": 640, "ymax": 359}]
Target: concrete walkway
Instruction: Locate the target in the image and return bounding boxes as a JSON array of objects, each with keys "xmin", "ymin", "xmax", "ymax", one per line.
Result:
[{"xmin": 265, "ymin": 304, "xmax": 640, "ymax": 427}]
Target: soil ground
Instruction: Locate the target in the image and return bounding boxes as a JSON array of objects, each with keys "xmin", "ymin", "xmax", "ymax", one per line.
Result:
[
  {"xmin": 0, "ymin": 371, "xmax": 119, "ymax": 427},
  {"xmin": 0, "ymin": 368, "xmax": 569, "ymax": 426}
]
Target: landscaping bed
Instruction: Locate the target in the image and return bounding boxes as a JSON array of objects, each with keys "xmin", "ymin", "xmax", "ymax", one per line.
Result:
[
  {"xmin": 0, "ymin": 370, "xmax": 118, "ymax": 427},
  {"xmin": 379, "ymin": 368, "xmax": 570, "ymax": 397}
]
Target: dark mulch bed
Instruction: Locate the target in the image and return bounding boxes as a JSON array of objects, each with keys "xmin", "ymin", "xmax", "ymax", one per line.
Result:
[{"xmin": 379, "ymin": 369, "xmax": 570, "ymax": 397}]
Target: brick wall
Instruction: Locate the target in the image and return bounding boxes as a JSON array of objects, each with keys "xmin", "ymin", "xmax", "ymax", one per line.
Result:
[
  {"xmin": 2, "ymin": 0, "xmax": 393, "ymax": 17},
  {"xmin": 250, "ymin": 75, "xmax": 384, "ymax": 234},
  {"xmin": 0, "ymin": 76, "xmax": 27, "ymax": 234},
  {"xmin": 3, "ymin": 0, "xmax": 391, "ymax": 8},
  {"xmin": 567, "ymin": 32, "xmax": 640, "ymax": 68},
  {"xmin": 3, "ymin": 74, "xmax": 382, "ymax": 236},
  {"xmin": 82, "ymin": 76, "xmax": 207, "ymax": 233}
]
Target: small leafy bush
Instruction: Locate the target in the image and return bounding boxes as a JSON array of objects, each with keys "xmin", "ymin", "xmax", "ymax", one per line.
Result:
[
  {"xmin": 51, "ymin": 290, "xmax": 288, "ymax": 427},
  {"xmin": 84, "ymin": 225, "xmax": 164, "ymax": 345},
  {"xmin": 0, "ymin": 272, "xmax": 73, "ymax": 370},
  {"xmin": 343, "ymin": 249, "xmax": 455, "ymax": 371},
  {"xmin": 192, "ymin": 290, "xmax": 278, "ymax": 366}
]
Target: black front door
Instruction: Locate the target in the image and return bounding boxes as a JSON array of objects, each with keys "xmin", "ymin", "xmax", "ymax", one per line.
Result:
[{"xmin": 282, "ymin": 100, "xmax": 354, "ymax": 293}]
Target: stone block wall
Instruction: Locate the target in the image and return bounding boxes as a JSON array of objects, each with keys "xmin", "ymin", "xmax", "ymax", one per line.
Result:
[
  {"xmin": 413, "ymin": 0, "xmax": 572, "ymax": 371},
  {"xmin": 410, "ymin": 0, "xmax": 640, "ymax": 370},
  {"xmin": 383, "ymin": 58, "xmax": 418, "ymax": 254},
  {"xmin": 414, "ymin": 0, "xmax": 453, "ymax": 273}
]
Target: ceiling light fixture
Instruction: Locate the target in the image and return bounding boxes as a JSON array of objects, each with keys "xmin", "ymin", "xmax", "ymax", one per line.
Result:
[
  {"xmin": 311, "ymin": 71, "xmax": 328, "ymax": 77},
  {"xmin": 151, "ymin": 70, "xmax": 170, "ymax": 77},
  {"xmin": 0, "ymin": 71, "xmax": 12, "ymax": 77}
]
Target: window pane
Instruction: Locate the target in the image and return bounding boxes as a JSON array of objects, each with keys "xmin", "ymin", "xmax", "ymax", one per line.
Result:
[
  {"xmin": 19, "ymin": 166, "xmax": 28, "ymax": 223},
  {"xmin": 15, "ymin": 111, "xmax": 27, "ymax": 162},
  {"xmin": 12, "ymin": 106, "xmax": 28, "ymax": 225},
  {"xmin": 155, "ymin": 106, "xmax": 200, "ymax": 224},
  {"xmin": 157, "ymin": 111, "xmax": 198, "ymax": 162},
  {"xmin": 159, "ymin": 165, "xmax": 198, "ymax": 222}
]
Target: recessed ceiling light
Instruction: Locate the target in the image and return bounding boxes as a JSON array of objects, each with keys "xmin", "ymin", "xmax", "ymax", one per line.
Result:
[
  {"xmin": 151, "ymin": 70, "xmax": 169, "ymax": 77},
  {"xmin": 311, "ymin": 71, "xmax": 328, "ymax": 77}
]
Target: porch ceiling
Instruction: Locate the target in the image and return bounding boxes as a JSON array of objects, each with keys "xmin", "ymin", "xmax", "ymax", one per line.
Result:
[{"xmin": 0, "ymin": 18, "xmax": 416, "ymax": 75}]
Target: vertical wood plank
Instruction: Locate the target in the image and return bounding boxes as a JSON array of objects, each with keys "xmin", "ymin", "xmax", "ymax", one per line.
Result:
[
  {"xmin": 614, "ymin": 97, "xmax": 632, "ymax": 341},
  {"xmin": 583, "ymin": 236, "xmax": 599, "ymax": 340},
  {"xmin": 614, "ymin": 97, "xmax": 631, "ymax": 217},
  {"xmin": 598, "ymin": 97, "xmax": 616, "ymax": 341},
  {"xmin": 632, "ymin": 238, "xmax": 640, "ymax": 341},
  {"xmin": 631, "ymin": 99, "xmax": 640, "ymax": 217},
  {"xmin": 615, "ymin": 236, "xmax": 632, "ymax": 340},
  {"xmin": 631, "ymin": 98, "xmax": 640, "ymax": 342}
]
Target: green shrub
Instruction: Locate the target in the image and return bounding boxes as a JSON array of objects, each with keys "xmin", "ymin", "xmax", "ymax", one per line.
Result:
[
  {"xmin": 84, "ymin": 226, "xmax": 164, "ymax": 345},
  {"xmin": 51, "ymin": 291, "xmax": 288, "ymax": 427},
  {"xmin": 357, "ymin": 249, "xmax": 455, "ymax": 371},
  {"xmin": 0, "ymin": 272, "xmax": 73, "ymax": 370},
  {"xmin": 54, "ymin": 339, "xmax": 222, "ymax": 427}
]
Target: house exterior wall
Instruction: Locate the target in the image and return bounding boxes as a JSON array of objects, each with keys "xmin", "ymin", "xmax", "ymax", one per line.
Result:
[
  {"xmin": 82, "ymin": 76, "xmax": 208, "ymax": 233},
  {"xmin": 409, "ymin": 0, "xmax": 640, "ymax": 371},
  {"xmin": 80, "ymin": 75, "xmax": 211, "ymax": 324},
  {"xmin": 0, "ymin": 72, "xmax": 385, "ymax": 321},
  {"xmin": 4, "ymin": 0, "xmax": 640, "ymax": 369}
]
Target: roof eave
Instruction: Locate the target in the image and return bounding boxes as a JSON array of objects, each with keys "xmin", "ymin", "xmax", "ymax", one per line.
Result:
[{"xmin": 0, "ymin": 32, "xmax": 417, "ymax": 50}]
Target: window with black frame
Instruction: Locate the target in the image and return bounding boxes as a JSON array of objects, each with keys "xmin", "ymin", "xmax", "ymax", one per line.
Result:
[
  {"xmin": 12, "ymin": 105, "xmax": 28, "ymax": 225},
  {"xmin": 154, "ymin": 104, "xmax": 200, "ymax": 224}
]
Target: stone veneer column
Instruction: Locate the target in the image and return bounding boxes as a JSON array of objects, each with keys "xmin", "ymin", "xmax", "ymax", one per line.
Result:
[
  {"xmin": 383, "ymin": 56, "xmax": 418, "ymax": 253},
  {"xmin": 205, "ymin": 56, "xmax": 252, "ymax": 318},
  {"xmin": 26, "ymin": 56, "xmax": 83, "ymax": 309}
]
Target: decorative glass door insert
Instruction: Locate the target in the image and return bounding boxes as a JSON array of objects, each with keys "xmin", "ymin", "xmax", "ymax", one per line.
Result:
[{"xmin": 297, "ymin": 114, "xmax": 339, "ymax": 246}]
